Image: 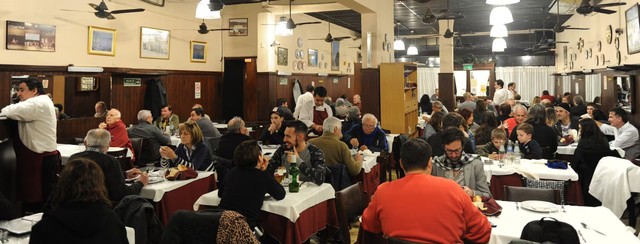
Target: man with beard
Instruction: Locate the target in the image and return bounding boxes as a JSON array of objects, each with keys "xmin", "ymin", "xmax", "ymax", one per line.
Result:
[
  {"xmin": 267, "ymin": 120, "xmax": 329, "ymax": 185},
  {"xmin": 431, "ymin": 128, "xmax": 491, "ymax": 198}
]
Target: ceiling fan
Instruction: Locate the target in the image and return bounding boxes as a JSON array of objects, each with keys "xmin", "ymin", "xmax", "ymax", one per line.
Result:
[
  {"xmin": 88, "ymin": 0, "xmax": 144, "ymax": 20},
  {"xmin": 197, "ymin": 21, "xmax": 232, "ymax": 34},
  {"xmin": 309, "ymin": 23, "xmax": 351, "ymax": 43},
  {"xmin": 553, "ymin": 1, "xmax": 588, "ymax": 33},
  {"xmin": 285, "ymin": 0, "xmax": 320, "ymax": 29},
  {"xmin": 421, "ymin": 0, "xmax": 463, "ymax": 25},
  {"xmin": 576, "ymin": 0, "xmax": 626, "ymax": 15}
]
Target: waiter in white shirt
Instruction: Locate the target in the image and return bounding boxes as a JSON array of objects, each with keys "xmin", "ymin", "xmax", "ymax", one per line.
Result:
[
  {"xmin": 1, "ymin": 78, "xmax": 59, "ymax": 205},
  {"xmin": 299, "ymin": 86, "xmax": 333, "ymax": 135},
  {"xmin": 595, "ymin": 107, "xmax": 640, "ymax": 160},
  {"xmin": 491, "ymin": 79, "xmax": 510, "ymax": 106},
  {"xmin": 293, "ymin": 84, "xmax": 315, "ymax": 119}
]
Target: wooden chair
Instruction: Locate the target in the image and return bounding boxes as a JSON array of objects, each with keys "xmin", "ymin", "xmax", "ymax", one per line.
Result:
[
  {"xmin": 335, "ymin": 182, "xmax": 366, "ymax": 244},
  {"xmin": 130, "ymin": 138, "xmax": 144, "ymax": 166},
  {"xmin": 107, "ymin": 148, "xmax": 132, "ymax": 171},
  {"xmin": 204, "ymin": 137, "xmax": 221, "ymax": 157},
  {"xmin": 503, "ymin": 186, "xmax": 561, "ymax": 204}
]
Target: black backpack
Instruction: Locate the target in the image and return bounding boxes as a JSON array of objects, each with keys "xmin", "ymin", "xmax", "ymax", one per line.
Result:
[{"xmin": 520, "ymin": 217, "xmax": 579, "ymax": 244}]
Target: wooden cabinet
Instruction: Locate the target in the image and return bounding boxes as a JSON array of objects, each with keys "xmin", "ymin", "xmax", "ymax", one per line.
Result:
[{"xmin": 379, "ymin": 63, "xmax": 419, "ymax": 136}]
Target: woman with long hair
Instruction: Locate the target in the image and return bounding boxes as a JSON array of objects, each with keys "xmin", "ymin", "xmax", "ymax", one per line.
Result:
[
  {"xmin": 473, "ymin": 99, "xmax": 488, "ymax": 124},
  {"xmin": 458, "ymin": 108, "xmax": 477, "ymax": 150},
  {"xmin": 473, "ymin": 111, "xmax": 498, "ymax": 146},
  {"xmin": 524, "ymin": 104, "xmax": 558, "ymax": 159},
  {"xmin": 31, "ymin": 158, "xmax": 128, "ymax": 244},
  {"xmin": 545, "ymin": 107, "xmax": 557, "ymax": 127},
  {"xmin": 419, "ymin": 94, "xmax": 433, "ymax": 115},
  {"xmin": 422, "ymin": 111, "xmax": 446, "ymax": 141},
  {"xmin": 159, "ymin": 121, "xmax": 212, "ymax": 171},
  {"xmin": 574, "ymin": 118, "xmax": 619, "ymax": 206}
]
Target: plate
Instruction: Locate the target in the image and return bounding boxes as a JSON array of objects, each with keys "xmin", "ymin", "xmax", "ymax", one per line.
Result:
[
  {"xmin": 520, "ymin": 200, "xmax": 560, "ymax": 213},
  {"xmin": 148, "ymin": 176, "xmax": 165, "ymax": 184},
  {"xmin": 0, "ymin": 219, "xmax": 34, "ymax": 234}
]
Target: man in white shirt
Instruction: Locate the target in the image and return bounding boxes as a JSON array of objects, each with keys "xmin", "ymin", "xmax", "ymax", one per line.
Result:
[
  {"xmin": 492, "ymin": 79, "xmax": 510, "ymax": 106},
  {"xmin": 596, "ymin": 107, "xmax": 640, "ymax": 160},
  {"xmin": 299, "ymin": 86, "xmax": 333, "ymax": 135},
  {"xmin": 293, "ymin": 84, "xmax": 315, "ymax": 119},
  {"xmin": 507, "ymin": 82, "xmax": 517, "ymax": 100},
  {"xmin": 1, "ymin": 78, "xmax": 59, "ymax": 204}
]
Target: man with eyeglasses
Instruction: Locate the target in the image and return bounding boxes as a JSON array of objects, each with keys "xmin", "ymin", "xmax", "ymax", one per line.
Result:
[
  {"xmin": 344, "ymin": 113, "xmax": 388, "ymax": 152},
  {"xmin": 431, "ymin": 128, "xmax": 491, "ymax": 198}
]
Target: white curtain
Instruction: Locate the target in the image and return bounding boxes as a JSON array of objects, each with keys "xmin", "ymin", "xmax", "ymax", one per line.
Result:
[
  {"xmin": 585, "ymin": 74, "xmax": 602, "ymax": 102},
  {"xmin": 494, "ymin": 66, "xmax": 556, "ymax": 102},
  {"xmin": 417, "ymin": 67, "xmax": 439, "ymax": 99},
  {"xmin": 562, "ymin": 76, "xmax": 572, "ymax": 96}
]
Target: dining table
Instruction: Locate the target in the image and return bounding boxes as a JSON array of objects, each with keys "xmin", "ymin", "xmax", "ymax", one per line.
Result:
[
  {"xmin": 0, "ymin": 213, "xmax": 136, "ymax": 244},
  {"xmin": 194, "ymin": 182, "xmax": 338, "ymax": 244},
  {"xmin": 556, "ymin": 143, "xmax": 625, "ymax": 157},
  {"xmin": 488, "ymin": 200, "xmax": 639, "ymax": 244},
  {"xmin": 481, "ymin": 157, "xmax": 583, "ymax": 205},
  {"xmin": 139, "ymin": 171, "xmax": 217, "ymax": 224},
  {"xmin": 57, "ymin": 143, "xmax": 132, "ymax": 165},
  {"xmin": 356, "ymin": 152, "xmax": 381, "ymax": 198}
]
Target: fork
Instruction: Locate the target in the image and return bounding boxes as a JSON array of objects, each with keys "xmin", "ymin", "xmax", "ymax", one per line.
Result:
[
  {"xmin": 581, "ymin": 222, "xmax": 606, "ymax": 236},
  {"xmin": 515, "ymin": 202, "xmax": 520, "ymax": 210},
  {"xmin": 561, "ymin": 204, "xmax": 566, "ymax": 213}
]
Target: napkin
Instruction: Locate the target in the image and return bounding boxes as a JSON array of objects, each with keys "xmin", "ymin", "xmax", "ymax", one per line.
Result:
[
  {"xmin": 360, "ymin": 149, "xmax": 375, "ymax": 157},
  {"xmin": 515, "ymin": 167, "xmax": 540, "ymax": 180}
]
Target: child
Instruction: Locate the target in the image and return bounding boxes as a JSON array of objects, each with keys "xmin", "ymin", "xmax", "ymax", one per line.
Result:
[
  {"xmin": 476, "ymin": 128, "xmax": 507, "ymax": 160},
  {"xmin": 516, "ymin": 123, "xmax": 543, "ymax": 159}
]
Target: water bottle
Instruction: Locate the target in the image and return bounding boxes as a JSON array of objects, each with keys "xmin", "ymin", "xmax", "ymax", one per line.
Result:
[
  {"xmin": 169, "ymin": 123, "xmax": 175, "ymax": 136},
  {"xmin": 498, "ymin": 144, "xmax": 506, "ymax": 167},
  {"xmin": 288, "ymin": 162, "xmax": 300, "ymax": 193},
  {"xmin": 513, "ymin": 144, "xmax": 521, "ymax": 166}
]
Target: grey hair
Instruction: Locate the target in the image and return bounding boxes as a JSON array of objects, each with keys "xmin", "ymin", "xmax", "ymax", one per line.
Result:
[
  {"xmin": 526, "ymin": 104, "xmax": 546, "ymax": 124},
  {"xmin": 335, "ymin": 98, "xmax": 346, "ymax": 107},
  {"xmin": 227, "ymin": 116, "xmax": 244, "ymax": 133},
  {"xmin": 137, "ymin": 110, "xmax": 152, "ymax": 122},
  {"xmin": 109, "ymin": 109, "xmax": 121, "ymax": 118},
  {"xmin": 433, "ymin": 101, "xmax": 443, "ymax": 108},
  {"xmin": 324, "ymin": 96, "xmax": 333, "ymax": 105},
  {"xmin": 574, "ymin": 95, "xmax": 585, "ymax": 106},
  {"xmin": 84, "ymin": 128, "xmax": 111, "ymax": 150},
  {"xmin": 514, "ymin": 104, "xmax": 527, "ymax": 113},
  {"xmin": 347, "ymin": 106, "xmax": 360, "ymax": 120},
  {"xmin": 362, "ymin": 113, "xmax": 378, "ymax": 124},
  {"xmin": 322, "ymin": 116, "xmax": 342, "ymax": 133}
]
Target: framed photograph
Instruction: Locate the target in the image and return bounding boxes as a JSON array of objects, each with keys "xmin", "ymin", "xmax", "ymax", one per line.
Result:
[
  {"xmin": 331, "ymin": 41, "xmax": 340, "ymax": 71},
  {"xmin": 626, "ymin": 4, "xmax": 640, "ymax": 54},
  {"xmin": 88, "ymin": 26, "xmax": 116, "ymax": 56},
  {"xmin": 190, "ymin": 41, "xmax": 206, "ymax": 63},
  {"xmin": 141, "ymin": 0, "xmax": 164, "ymax": 6},
  {"xmin": 563, "ymin": 46, "xmax": 568, "ymax": 66},
  {"xmin": 77, "ymin": 77, "xmax": 98, "ymax": 92},
  {"xmin": 6, "ymin": 20, "xmax": 56, "ymax": 52},
  {"xmin": 277, "ymin": 47, "xmax": 288, "ymax": 66},
  {"xmin": 229, "ymin": 18, "xmax": 248, "ymax": 36},
  {"xmin": 140, "ymin": 27, "xmax": 170, "ymax": 59},
  {"xmin": 308, "ymin": 49, "xmax": 318, "ymax": 67}
]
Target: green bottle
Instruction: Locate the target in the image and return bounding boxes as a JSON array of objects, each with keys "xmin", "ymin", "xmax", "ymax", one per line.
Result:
[{"xmin": 289, "ymin": 162, "xmax": 300, "ymax": 193}]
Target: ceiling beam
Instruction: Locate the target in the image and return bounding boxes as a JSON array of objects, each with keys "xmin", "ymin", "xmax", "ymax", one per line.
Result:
[
  {"xmin": 262, "ymin": 2, "xmax": 349, "ymax": 14},
  {"xmin": 398, "ymin": 29, "xmax": 554, "ymax": 39}
]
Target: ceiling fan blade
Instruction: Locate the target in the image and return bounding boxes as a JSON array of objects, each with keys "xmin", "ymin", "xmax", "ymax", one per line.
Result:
[
  {"xmin": 60, "ymin": 9, "xmax": 93, "ymax": 13},
  {"xmin": 308, "ymin": 38, "xmax": 325, "ymax": 41},
  {"xmin": 333, "ymin": 37, "xmax": 350, "ymax": 41},
  {"xmin": 295, "ymin": 21, "xmax": 321, "ymax": 26},
  {"xmin": 111, "ymin": 8, "xmax": 145, "ymax": 14},
  {"xmin": 597, "ymin": 2, "xmax": 627, "ymax": 7},
  {"xmin": 594, "ymin": 8, "xmax": 616, "ymax": 14},
  {"xmin": 565, "ymin": 27, "xmax": 589, "ymax": 30},
  {"xmin": 106, "ymin": 14, "xmax": 116, "ymax": 20},
  {"xmin": 209, "ymin": 28, "xmax": 233, "ymax": 31},
  {"xmin": 89, "ymin": 3, "xmax": 101, "ymax": 10}
]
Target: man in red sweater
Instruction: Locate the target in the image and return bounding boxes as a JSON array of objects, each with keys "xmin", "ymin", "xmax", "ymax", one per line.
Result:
[
  {"xmin": 362, "ymin": 138, "xmax": 491, "ymax": 243},
  {"xmin": 99, "ymin": 108, "xmax": 134, "ymax": 160}
]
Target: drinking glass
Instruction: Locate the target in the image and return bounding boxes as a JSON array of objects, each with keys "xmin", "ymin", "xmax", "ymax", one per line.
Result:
[
  {"xmin": 160, "ymin": 158, "xmax": 170, "ymax": 175},
  {"xmin": 146, "ymin": 163, "xmax": 155, "ymax": 173}
]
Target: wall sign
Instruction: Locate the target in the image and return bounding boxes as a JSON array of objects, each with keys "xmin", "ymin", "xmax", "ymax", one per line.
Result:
[
  {"xmin": 195, "ymin": 82, "xmax": 201, "ymax": 99},
  {"xmin": 123, "ymin": 78, "xmax": 141, "ymax": 87}
]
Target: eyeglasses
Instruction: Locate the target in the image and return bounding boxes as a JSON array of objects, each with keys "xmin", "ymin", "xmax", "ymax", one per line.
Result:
[
  {"xmin": 363, "ymin": 124, "xmax": 376, "ymax": 129},
  {"xmin": 444, "ymin": 148, "xmax": 463, "ymax": 155}
]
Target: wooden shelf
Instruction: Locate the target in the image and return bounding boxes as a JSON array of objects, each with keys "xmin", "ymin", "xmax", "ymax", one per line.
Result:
[{"xmin": 380, "ymin": 63, "xmax": 419, "ymax": 136}]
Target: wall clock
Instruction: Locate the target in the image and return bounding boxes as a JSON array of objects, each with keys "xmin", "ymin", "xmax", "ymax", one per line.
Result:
[
  {"xmin": 615, "ymin": 37, "xmax": 620, "ymax": 50},
  {"xmin": 606, "ymin": 25, "xmax": 613, "ymax": 44},
  {"xmin": 297, "ymin": 37, "xmax": 304, "ymax": 48},
  {"xmin": 597, "ymin": 41, "xmax": 602, "ymax": 52}
]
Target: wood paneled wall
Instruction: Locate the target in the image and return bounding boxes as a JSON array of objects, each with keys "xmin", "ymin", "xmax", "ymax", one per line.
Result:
[
  {"xmin": 255, "ymin": 72, "xmax": 356, "ymax": 122},
  {"xmin": 359, "ymin": 68, "xmax": 380, "ymax": 119},
  {"xmin": 64, "ymin": 75, "xmax": 111, "ymax": 118}
]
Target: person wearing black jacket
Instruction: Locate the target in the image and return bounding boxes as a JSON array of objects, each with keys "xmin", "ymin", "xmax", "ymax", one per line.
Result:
[
  {"xmin": 219, "ymin": 140, "xmax": 285, "ymax": 229},
  {"xmin": 510, "ymin": 104, "xmax": 558, "ymax": 159},
  {"xmin": 143, "ymin": 78, "xmax": 167, "ymax": 119},
  {"xmin": 218, "ymin": 117, "xmax": 252, "ymax": 160},
  {"xmin": 554, "ymin": 103, "xmax": 579, "ymax": 137},
  {"xmin": 69, "ymin": 129, "xmax": 148, "ymax": 202},
  {"xmin": 427, "ymin": 113, "xmax": 474, "ymax": 157},
  {"xmin": 570, "ymin": 95, "xmax": 587, "ymax": 118},
  {"xmin": 419, "ymin": 94, "xmax": 432, "ymax": 115},
  {"xmin": 31, "ymin": 158, "xmax": 129, "ymax": 244},
  {"xmin": 259, "ymin": 108, "xmax": 286, "ymax": 145}
]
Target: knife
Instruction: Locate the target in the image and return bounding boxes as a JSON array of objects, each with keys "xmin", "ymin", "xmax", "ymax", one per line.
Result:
[
  {"xmin": 581, "ymin": 222, "xmax": 606, "ymax": 236},
  {"xmin": 577, "ymin": 230, "xmax": 587, "ymax": 243}
]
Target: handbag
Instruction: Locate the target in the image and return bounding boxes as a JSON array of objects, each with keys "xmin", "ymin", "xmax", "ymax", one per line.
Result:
[
  {"xmin": 165, "ymin": 167, "xmax": 198, "ymax": 181},
  {"xmin": 520, "ymin": 217, "xmax": 579, "ymax": 244}
]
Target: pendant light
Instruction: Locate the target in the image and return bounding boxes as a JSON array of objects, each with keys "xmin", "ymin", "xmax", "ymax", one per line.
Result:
[
  {"xmin": 486, "ymin": 0, "xmax": 520, "ymax": 5},
  {"xmin": 489, "ymin": 6, "xmax": 513, "ymax": 25},
  {"xmin": 195, "ymin": 0, "xmax": 222, "ymax": 19},
  {"xmin": 393, "ymin": 24, "xmax": 405, "ymax": 50},
  {"xmin": 275, "ymin": 16, "xmax": 293, "ymax": 36},
  {"xmin": 492, "ymin": 38, "xmax": 506, "ymax": 52},
  {"xmin": 490, "ymin": 24, "xmax": 508, "ymax": 37}
]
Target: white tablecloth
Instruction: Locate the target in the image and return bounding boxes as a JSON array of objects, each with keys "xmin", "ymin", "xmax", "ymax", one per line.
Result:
[
  {"xmin": 483, "ymin": 158, "xmax": 579, "ymax": 182},
  {"xmin": 1, "ymin": 213, "xmax": 136, "ymax": 244},
  {"xmin": 386, "ymin": 134, "xmax": 398, "ymax": 153},
  {"xmin": 194, "ymin": 182, "xmax": 335, "ymax": 222},
  {"xmin": 557, "ymin": 143, "xmax": 626, "ymax": 157},
  {"xmin": 489, "ymin": 201, "xmax": 639, "ymax": 244},
  {"xmin": 140, "ymin": 171, "xmax": 215, "ymax": 202},
  {"xmin": 362, "ymin": 152, "xmax": 380, "ymax": 173},
  {"xmin": 57, "ymin": 144, "xmax": 132, "ymax": 165},
  {"xmin": 214, "ymin": 123, "xmax": 227, "ymax": 129}
]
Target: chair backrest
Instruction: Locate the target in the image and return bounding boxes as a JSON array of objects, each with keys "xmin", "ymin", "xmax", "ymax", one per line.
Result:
[
  {"xmin": 161, "ymin": 209, "xmax": 259, "ymax": 243},
  {"xmin": 107, "ymin": 148, "xmax": 132, "ymax": 171},
  {"xmin": 335, "ymin": 182, "xmax": 366, "ymax": 244},
  {"xmin": 504, "ymin": 186, "xmax": 561, "ymax": 204},
  {"xmin": 205, "ymin": 137, "xmax": 221, "ymax": 157},
  {"xmin": 130, "ymin": 138, "xmax": 144, "ymax": 165},
  {"xmin": 327, "ymin": 164, "xmax": 351, "ymax": 191}
]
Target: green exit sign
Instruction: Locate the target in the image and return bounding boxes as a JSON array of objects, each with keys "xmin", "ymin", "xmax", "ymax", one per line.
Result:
[{"xmin": 463, "ymin": 64, "xmax": 473, "ymax": 70}]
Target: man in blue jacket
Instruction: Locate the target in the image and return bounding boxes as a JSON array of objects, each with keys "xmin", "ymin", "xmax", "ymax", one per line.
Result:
[{"xmin": 344, "ymin": 113, "xmax": 388, "ymax": 152}]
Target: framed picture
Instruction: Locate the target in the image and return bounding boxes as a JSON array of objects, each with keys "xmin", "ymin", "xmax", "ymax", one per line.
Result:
[
  {"xmin": 141, "ymin": 0, "xmax": 164, "ymax": 6},
  {"xmin": 229, "ymin": 18, "xmax": 248, "ymax": 36},
  {"xmin": 331, "ymin": 41, "xmax": 340, "ymax": 71},
  {"xmin": 563, "ymin": 46, "xmax": 568, "ymax": 66},
  {"xmin": 140, "ymin": 27, "xmax": 170, "ymax": 59},
  {"xmin": 77, "ymin": 77, "xmax": 98, "ymax": 92},
  {"xmin": 277, "ymin": 47, "xmax": 288, "ymax": 66},
  {"xmin": 88, "ymin": 26, "xmax": 116, "ymax": 56},
  {"xmin": 6, "ymin": 20, "xmax": 56, "ymax": 52},
  {"xmin": 308, "ymin": 49, "xmax": 318, "ymax": 67},
  {"xmin": 190, "ymin": 41, "xmax": 206, "ymax": 63},
  {"xmin": 626, "ymin": 4, "xmax": 640, "ymax": 54}
]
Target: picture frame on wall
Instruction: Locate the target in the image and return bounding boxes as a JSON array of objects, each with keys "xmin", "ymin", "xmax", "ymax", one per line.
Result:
[
  {"xmin": 88, "ymin": 26, "xmax": 116, "ymax": 56},
  {"xmin": 6, "ymin": 20, "xmax": 56, "ymax": 52},
  {"xmin": 331, "ymin": 41, "xmax": 340, "ymax": 71},
  {"xmin": 229, "ymin": 18, "xmax": 248, "ymax": 36},
  {"xmin": 141, "ymin": 0, "xmax": 165, "ymax": 6},
  {"xmin": 626, "ymin": 4, "xmax": 640, "ymax": 54},
  {"xmin": 308, "ymin": 49, "xmax": 318, "ymax": 67},
  {"xmin": 140, "ymin": 26, "xmax": 170, "ymax": 59},
  {"xmin": 277, "ymin": 47, "xmax": 288, "ymax": 66},
  {"xmin": 190, "ymin": 41, "xmax": 206, "ymax": 63}
]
